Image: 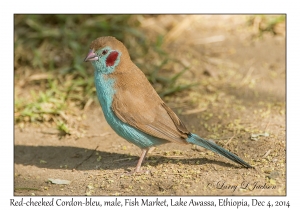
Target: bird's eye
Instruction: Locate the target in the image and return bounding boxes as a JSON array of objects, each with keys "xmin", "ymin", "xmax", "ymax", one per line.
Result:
[{"xmin": 102, "ymin": 50, "xmax": 108, "ymax": 55}]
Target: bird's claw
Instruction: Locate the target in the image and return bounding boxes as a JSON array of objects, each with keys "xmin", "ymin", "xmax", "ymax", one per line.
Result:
[{"xmin": 123, "ymin": 168, "xmax": 151, "ymax": 176}]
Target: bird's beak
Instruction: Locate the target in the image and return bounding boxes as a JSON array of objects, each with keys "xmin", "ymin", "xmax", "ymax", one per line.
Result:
[{"xmin": 84, "ymin": 49, "xmax": 99, "ymax": 62}]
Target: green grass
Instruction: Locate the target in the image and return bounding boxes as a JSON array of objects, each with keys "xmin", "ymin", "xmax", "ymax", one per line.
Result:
[{"xmin": 14, "ymin": 15, "xmax": 192, "ymax": 126}]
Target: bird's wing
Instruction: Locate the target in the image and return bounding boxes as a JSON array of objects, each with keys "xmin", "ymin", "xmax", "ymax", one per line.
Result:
[{"xmin": 111, "ymin": 68, "xmax": 190, "ymax": 144}]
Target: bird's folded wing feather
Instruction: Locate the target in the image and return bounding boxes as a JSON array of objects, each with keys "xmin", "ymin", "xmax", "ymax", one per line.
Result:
[{"xmin": 111, "ymin": 68, "xmax": 190, "ymax": 144}]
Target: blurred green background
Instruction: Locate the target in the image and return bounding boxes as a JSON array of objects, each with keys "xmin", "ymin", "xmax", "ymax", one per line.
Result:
[
  {"xmin": 14, "ymin": 14, "xmax": 285, "ymax": 134},
  {"xmin": 14, "ymin": 15, "xmax": 194, "ymax": 128}
]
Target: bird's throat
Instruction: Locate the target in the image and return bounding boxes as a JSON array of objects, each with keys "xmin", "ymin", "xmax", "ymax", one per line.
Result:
[{"xmin": 94, "ymin": 72, "xmax": 116, "ymax": 110}]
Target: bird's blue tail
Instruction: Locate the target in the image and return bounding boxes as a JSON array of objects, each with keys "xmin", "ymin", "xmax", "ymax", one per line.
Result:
[{"xmin": 187, "ymin": 133, "xmax": 252, "ymax": 168}]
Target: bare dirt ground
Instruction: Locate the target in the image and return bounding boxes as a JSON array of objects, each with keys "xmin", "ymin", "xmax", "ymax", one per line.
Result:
[{"xmin": 14, "ymin": 15, "xmax": 286, "ymax": 196}]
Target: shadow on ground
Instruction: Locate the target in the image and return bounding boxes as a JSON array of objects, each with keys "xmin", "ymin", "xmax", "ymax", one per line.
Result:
[{"xmin": 15, "ymin": 145, "xmax": 241, "ymax": 171}]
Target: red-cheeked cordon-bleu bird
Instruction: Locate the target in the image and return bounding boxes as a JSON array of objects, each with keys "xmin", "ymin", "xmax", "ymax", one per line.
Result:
[{"xmin": 84, "ymin": 36, "xmax": 252, "ymax": 173}]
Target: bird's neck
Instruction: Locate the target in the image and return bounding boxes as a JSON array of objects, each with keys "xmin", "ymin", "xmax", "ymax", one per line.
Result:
[{"xmin": 94, "ymin": 71, "xmax": 116, "ymax": 111}]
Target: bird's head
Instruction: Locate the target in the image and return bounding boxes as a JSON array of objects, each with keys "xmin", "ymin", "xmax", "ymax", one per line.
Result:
[{"xmin": 84, "ymin": 36, "xmax": 130, "ymax": 74}]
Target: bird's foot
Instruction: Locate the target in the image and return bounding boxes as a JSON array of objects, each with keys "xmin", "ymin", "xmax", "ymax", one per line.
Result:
[
  {"xmin": 124, "ymin": 168, "xmax": 151, "ymax": 176},
  {"xmin": 133, "ymin": 169, "xmax": 151, "ymax": 175}
]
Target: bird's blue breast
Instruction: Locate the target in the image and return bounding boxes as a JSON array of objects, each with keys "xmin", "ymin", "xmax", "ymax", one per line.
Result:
[{"xmin": 94, "ymin": 71, "xmax": 167, "ymax": 148}]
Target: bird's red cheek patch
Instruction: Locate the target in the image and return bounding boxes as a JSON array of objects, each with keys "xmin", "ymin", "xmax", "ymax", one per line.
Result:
[{"xmin": 106, "ymin": 51, "xmax": 119, "ymax": 67}]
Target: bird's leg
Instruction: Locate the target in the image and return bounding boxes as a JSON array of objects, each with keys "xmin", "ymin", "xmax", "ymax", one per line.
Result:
[{"xmin": 133, "ymin": 148, "xmax": 150, "ymax": 173}]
